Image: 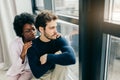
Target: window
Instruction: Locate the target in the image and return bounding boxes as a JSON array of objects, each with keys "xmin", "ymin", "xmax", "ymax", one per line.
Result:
[
  {"xmin": 33, "ymin": 0, "xmax": 44, "ymax": 14},
  {"xmin": 104, "ymin": 0, "xmax": 120, "ymax": 24},
  {"xmin": 54, "ymin": 0, "xmax": 79, "ymax": 17},
  {"xmin": 57, "ymin": 20, "xmax": 79, "ymax": 80},
  {"xmin": 104, "ymin": 35, "xmax": 120, "ymax": 80},
  {"xmin": 33, "ymin": 0, "xmax": 79, "ymax": 25},
  {"xmin": 35, "ymin": 0, "xmax": 44, "ymax": 10}
]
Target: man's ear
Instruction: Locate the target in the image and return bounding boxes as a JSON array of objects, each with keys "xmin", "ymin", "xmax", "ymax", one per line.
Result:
[{"xmin": 39, "ymin": 27, "xmax": 43, "ymax": 33}]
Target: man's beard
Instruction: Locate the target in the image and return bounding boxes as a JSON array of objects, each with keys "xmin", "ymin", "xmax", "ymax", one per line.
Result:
[{"xmin": 44, "ymin": 31, "xmax": 57, "ymax": 40}]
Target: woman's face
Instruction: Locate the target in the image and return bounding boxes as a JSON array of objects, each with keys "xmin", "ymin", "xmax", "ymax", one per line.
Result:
[{"xmin": 22, "ymin": 23, "xmax": 36, "ymax": 42}]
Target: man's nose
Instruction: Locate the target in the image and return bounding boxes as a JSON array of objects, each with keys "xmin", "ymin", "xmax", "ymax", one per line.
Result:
[{"xmin": 54, "ymin": 28, "xmax": 57, "ymax": 33}]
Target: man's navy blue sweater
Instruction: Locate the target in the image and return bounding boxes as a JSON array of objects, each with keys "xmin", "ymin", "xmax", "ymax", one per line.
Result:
[{"xmin": 27, "ymin": 36, "xmax": 76, "ymax": 78}]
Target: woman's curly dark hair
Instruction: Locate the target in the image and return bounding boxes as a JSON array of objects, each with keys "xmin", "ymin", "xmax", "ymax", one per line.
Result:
[{"xmin": 13, "ymin": 13, "xmax": 34, "ymax": 37}]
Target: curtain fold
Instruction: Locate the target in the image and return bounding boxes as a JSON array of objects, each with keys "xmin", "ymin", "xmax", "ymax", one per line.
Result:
[{"xmin": 0, "ymin": 0, "xmax": 16, "ymax": 70}]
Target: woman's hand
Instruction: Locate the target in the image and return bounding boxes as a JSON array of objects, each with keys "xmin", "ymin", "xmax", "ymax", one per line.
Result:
[{"xmin": 20, "ymin": 41, "xmax": 32, "ymax": 63}]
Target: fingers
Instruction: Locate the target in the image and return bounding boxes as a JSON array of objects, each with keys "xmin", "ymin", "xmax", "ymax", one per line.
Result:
[
  {"xmin": 40, "ymin": 54, "xmax": 47, "ymax": 65},
  {"xmin": 24, "ymin": 41, "xmax": 32, "ymax": 48},
  {"xmin": 24, "ymin": 41, "xmax": 32, "ymax": 46},
  {"xmin": 56, "ymin": 33, "xmax": 61, "ymax": 38},
  {"xmin": 55, "ymin": 51, "xmax": 62, "ymax": 54},
  {"xmin": 25, "ymin": 41, "xmax": 32, "ymax": 45}
]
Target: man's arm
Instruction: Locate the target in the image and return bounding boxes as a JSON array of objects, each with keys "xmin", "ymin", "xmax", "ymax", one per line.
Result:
[
  {"xmin": 46, "ymin": 37, "xmax": 76, "ymax": 65},
  {"xmin": 27, "ymin": 47, "xmax": 53, "ymax": 78}
]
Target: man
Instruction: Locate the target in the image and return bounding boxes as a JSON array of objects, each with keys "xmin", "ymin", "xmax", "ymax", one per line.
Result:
[{"xmin": 27, "ymin": 10, "xmax": 76, "ymax": 80}]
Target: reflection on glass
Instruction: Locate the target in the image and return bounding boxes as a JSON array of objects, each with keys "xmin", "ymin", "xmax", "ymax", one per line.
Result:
[
  {"xmin": 54, "ymin": 0, "xmax": 79, "ymax": 17},
  {"xmin": 57, "ymin": 20, "xmax": 79, "ymax": 80},
  {"xmin": 106, "ymin": 35, "xmax": 120, "ymax": 80}
]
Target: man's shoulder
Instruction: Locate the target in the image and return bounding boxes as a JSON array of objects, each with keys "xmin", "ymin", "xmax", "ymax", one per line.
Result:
[
  {"xmin": 30, "ymin": 37, "xmax": 40, "ymax": 49},
  {"xmin": 32, "ymin": 37, "xmax": 39, "ymax": 44},
  {"xmin": 55, "ymin": 36, "xmax": 68, "ymax": 46},
  {"xmin": 56, "ymin": 36, "xmax": 66, "ymax": 42}
]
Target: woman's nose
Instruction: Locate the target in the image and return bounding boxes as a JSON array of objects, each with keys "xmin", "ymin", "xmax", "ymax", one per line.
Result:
[{"xmin": 31, "ymin": 29, "xmax": 36, "ymax": 34}]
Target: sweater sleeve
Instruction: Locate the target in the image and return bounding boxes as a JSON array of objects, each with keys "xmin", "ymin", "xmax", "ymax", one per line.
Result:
[
  {"xmin": 47, "ymin": 37, "xmax": 76, "ymax": 65},
  {"xmin": 27, "ymin": 47, "xmax": 53, "ymax": 78}
]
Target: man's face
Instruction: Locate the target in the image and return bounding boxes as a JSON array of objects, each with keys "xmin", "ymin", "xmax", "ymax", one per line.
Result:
[
  {"xmin": 22, "ymin": 23, "xmax": 36, "ymax": 42},
  {"xmin": 43, "ymin": 20, "xmax": 58, "ymax": 40}
]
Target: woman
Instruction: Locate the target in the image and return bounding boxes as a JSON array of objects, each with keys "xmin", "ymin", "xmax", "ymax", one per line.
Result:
[{"xmin": 6, "ymin": 13, "xmax": 36, "ymax": 80}]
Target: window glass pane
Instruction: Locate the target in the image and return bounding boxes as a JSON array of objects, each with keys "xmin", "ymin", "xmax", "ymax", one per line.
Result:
[
  {"xmin": 105, "ymin": 35, "xmax": 120, "ymax": 80},
  {"xmin": 54, "ymin": 0, "xmax": 79, "ymax": 17},
  {"xmin": 104, "ymin": 0, "xmax": 110, "ymax": 20},
  {"xmin": 35, "ymin": 0, "xmax": 44, "ymax": 10},
  {"xmin": 112, "ymin": 0, "xmax": 120, "ymax": 21},
  {"xmin": 104, "ymin": 0, "xmax": 120, "ymax": 24},
  {"xmin": 57, "ymin": 20, "xmax": 79, "ymax": 80}
]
